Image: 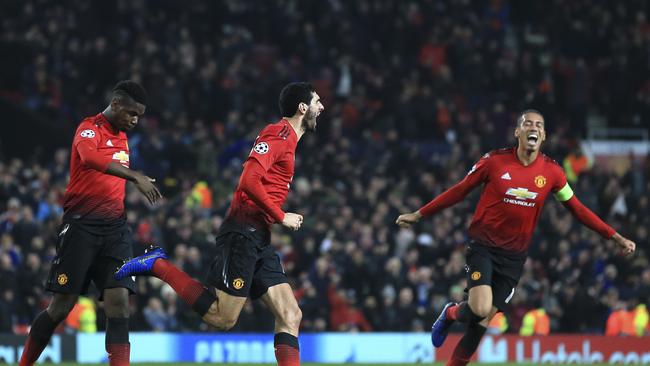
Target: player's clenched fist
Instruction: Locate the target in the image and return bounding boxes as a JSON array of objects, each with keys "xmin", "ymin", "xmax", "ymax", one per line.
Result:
[
  {"xmin": 611, "ymin": 233, "xmax": 636, "ymax": 256},
  {"xmin": 282, "ymin": 213, "xmax": 304, "ymax": 231},
  {"xmin": 395, "ymin": 211, "xmax": 422, "ymax": 228}
]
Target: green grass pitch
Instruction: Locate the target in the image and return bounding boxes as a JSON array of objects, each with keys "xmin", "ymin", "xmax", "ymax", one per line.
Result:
[{"xmin": 39, "ymin": 363, "xmax": 617, "ymax": 366}]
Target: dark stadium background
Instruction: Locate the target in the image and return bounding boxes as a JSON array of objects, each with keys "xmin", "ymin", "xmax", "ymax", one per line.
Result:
[{"xmin": 0, "ymin": 0, "xmax": 648, "ymax": 364}]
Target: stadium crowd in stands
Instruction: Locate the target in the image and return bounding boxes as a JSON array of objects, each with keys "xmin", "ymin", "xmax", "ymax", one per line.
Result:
[{"xmin": 1, "ymin": 0, "xmax": 649, "ymax": 335}]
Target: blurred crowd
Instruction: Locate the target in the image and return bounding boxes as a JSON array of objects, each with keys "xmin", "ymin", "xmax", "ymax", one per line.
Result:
[{"xmin": 1, "ymin": 0, "xmax": 649, "ymax": 335}]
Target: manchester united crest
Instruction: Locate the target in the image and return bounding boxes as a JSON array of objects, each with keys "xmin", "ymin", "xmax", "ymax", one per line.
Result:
[
  {"xmin": 534, "ymin": 175, "xmax": 547, "ymax": 188},
  {"xmin": 233, "ymin": 278, "xmax": 245, "ymax": 290}
]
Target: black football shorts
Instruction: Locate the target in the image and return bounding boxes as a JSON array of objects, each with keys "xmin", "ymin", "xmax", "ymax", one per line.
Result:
[
  {"xmin": 206, "ymin": 220, "xmax": 288, "ymax": 299},
  {"xmin": 464, "ymin": 240, "xmax": 526, "ymax": 311},
  {"xmin": 45, "ymin": 221, "xmax": 136, "ymax": 299}
]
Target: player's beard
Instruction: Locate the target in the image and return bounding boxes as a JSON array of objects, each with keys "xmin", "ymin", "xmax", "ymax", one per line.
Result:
[{"xmin": 302, "ymin": 109, "xmax": 318, "ymax": 132}]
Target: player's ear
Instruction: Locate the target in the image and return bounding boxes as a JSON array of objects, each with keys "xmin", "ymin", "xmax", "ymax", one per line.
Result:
[
  {"xmin": 514, "ymin": 126, "xmax": 520, "ymax": 138},
  {"xmin": 298, "ymin": 102, "xmax": 307, "ymax": 115},
  {"xmin": 110, "ymin": 96, "xmax": 121, "ymax": 111}
]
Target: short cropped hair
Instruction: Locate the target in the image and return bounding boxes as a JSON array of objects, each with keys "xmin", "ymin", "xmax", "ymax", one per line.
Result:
[
  {"xmin": 517, "ymin": 109, "xmax": 544, "ymax": 126},
  {"xmin": 113, "ymin": 80, "xmax": 147, "ymax": 105},
  {"xmin": 278, "ymin": 82, "xmax": 315, "ymax": 117}
]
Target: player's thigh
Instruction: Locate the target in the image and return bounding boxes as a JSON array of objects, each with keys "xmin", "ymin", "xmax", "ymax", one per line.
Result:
[
  {"xmin": 206, "ymin": 231, "xmax": 258, "ymax": 298},
  {"xmin": 467, "ymin": 285, "xmax": 493, "ymax": 318},
  {"xmin": 93, "ymin": 225, "xmax": 136, "ymax": 302},
  {"xmin": 253, "ymin": 246, "xmax": 299, "ymax": 327},
  {"xmin": 45, "ymin": 223, "xmax": 100, "ymax": 295},
  {"xmin": 465, "ymin": 243, "xmax": 494, "ymax": 317},
  {"xmin": 491, "ymin": 258, "xmax": 525, "ymax": 311},
  {"xmin": 250, "ymin": 245, "xmax": 289, "ymax": 301},
  {"xmin": 210, "ymin": 288, "xmax": 248, "ymax": 323}
]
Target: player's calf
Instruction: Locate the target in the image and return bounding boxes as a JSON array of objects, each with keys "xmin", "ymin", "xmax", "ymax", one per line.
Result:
[{"xmin": 276, "ymin": 306, "xmax": 302, "ymax": 334}]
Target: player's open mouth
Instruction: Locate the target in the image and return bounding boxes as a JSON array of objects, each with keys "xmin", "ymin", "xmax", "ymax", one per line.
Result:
[{"xmin": 527, "ymin": 134, "xmax": 538, "ymax": 143}]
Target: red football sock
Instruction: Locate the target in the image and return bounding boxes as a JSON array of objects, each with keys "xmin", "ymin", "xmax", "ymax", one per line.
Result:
[
  {"xmin": 19, "ymin": 310, "xmax": 59, "ymax": 366},
  {"xmin": 152, "ymin": 259, "xmax": 216, "ymax": 316},
  {"xmin": 106, "ymin": 343, "xmax": 130, "ymax": 366},
  {"xmin": 447, "ymin": 343, "xmax": 471, "ymax": 366},
  {"xmin": 446, "ymin": 302, "xmax": 485, "ymax": 324},
  {"xmin": 446, "ymin": 322, "xmax": 486, "ymax": 366},
  {"xmin": 274, "ymin": 332, "xmax": 300, "ymax": 366},
  {"xmin": 105, "ymin": 318, "xmax": 129, "ymax": 366},
  {"xmin": 446, "ymin": 304, "xmax": 461, "ymax": 321}
]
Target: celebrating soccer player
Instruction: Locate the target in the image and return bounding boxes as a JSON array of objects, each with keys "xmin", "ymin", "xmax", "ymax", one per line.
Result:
[
  {"xmin": 19, "ymin": 81, "xmax": 161, "ymax": 366},
  {"xmin": 395, "ymin": 110, "xmax": 635, "ymax": 366},
  {"xmin": 115, "ymin": 82, "xmax": 324, "ymax": 366}
]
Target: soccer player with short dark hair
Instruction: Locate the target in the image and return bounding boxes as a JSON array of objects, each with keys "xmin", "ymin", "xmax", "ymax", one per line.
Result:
[
  {"xmin": 19, "ymin": 80, "xmax": 161, "ymax": 366},
  {"xmin": 115, "ymin": 82, "xmax": 324, "ymax": 366},
  {"xmin": 396, "ymin": 110, "xmax": 635, "ymax": 366}
]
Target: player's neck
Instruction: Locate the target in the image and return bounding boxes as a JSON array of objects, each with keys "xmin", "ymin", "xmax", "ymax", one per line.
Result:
[
  {"xmin": 516, "ymin": 146, "xmax": 539, "ymax": 166},
  {"xmin": 285, "ymin": 116, "xmax": 305, "ymax": 140},
  {"xmin": 101, "ymin": 107, "xmax": 120, "ymax": 133}
]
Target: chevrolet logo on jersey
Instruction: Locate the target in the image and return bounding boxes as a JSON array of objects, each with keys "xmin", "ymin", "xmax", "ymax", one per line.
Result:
[
  {"xmin": 505, "ymin": 188, "xmax": 538, "ymax": 200},
  {"xmin": 504, "ymin": 187, "xmax": 538, "ymax": 207},
  {"xmin": 112, "ymin": 150, "xmax": 129, "ymax": 166}
]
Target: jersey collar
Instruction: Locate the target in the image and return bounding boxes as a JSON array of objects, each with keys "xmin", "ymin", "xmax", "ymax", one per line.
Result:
[
  {"xmin": 97, "ymin": 113, "xmax": 119, "ymax": 135},
  {"xmin": 512, "ymin": 147, "xmax": 540, "ymax": 167},
  {"xmin": 280, "ymin": 118, "xmax": 298, "ymax": 141}
]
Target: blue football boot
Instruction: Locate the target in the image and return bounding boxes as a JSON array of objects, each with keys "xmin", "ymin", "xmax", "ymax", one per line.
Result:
[
  {"xmin": 114, "ymin": 245, "xmax": 168, "ymax": 280},
  {"xmin": 431, "ymin": 302, "xmax": 456, "ymax": 347}
]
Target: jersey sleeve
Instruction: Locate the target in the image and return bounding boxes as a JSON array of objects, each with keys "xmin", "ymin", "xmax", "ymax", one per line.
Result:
[
  {"xmin": 73, "ymin": 123, "xmax": 101, "ymax": 149},
  {"xmin": 246, "ymin": 133, "xmax": 287, "ymax": 172},
  {"xmin": 239, "ymin": 159, "xmax": 285, "ymax": 222},
  {"xmin": 418, "ymin": 153, "xmax": 491, "ymax": 217},
  {"xmin": 464, "ymin": 152, "xmax": 492, "ymax": 185},
  {"xmin": 73, "ymin": 123, "xmax": 111, "ymax": 172},
  {"xmin": 552, "ymin": 163, "xmax": 573, "ymax": 202},
  {"xmin": 552, "ymin": 162, "xmax": 614, "ymax": 238}
]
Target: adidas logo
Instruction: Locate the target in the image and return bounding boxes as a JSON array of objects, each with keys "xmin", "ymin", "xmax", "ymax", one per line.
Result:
[
  {"xmin": 501, "ymin": 172, "xmax": 512, "ymax": 180},
  {"xmin": 106, "ymin": 139, "xmax": 114, "ymax": 147}
]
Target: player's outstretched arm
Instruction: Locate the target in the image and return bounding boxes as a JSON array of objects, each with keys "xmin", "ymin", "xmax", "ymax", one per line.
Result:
[
  {"xmin": 396, "ymin": 154, "xmax": 489, "ymax": 228},
  {"xmin": 106, "ymin": 162, "xmax": 162, "ymax": 205},
  {"xmin": 559, "ymin": 191, "xmax": 635, "ymax": 256},
  {"xmin": 395, "ymin": 174, "xmax": 480, "ymax": 228}
]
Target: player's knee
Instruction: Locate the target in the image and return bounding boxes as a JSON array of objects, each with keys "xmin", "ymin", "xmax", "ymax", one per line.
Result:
[
  {"xmin": 103, "ymin": 291, "xmax": 130, "ymax": 317},
  {"xmin": 208, "ymin": 313, "xmax": 238, "ymax": 331},
  {"xmin": 48, "ymin": 295, "xmax": 78, "ymax": 322},
  {"xmin": 469, "ymin": 302, "xmax": 492, "ymax": 319}
]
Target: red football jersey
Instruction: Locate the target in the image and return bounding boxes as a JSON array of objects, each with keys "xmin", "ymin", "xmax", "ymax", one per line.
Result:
[
  {"xmin": 228, "ymin": 119, "xmax": 298, "ymax": 227},
  {"xmin": 63, "ymin": 113, "xmax": 130, "ymax": 223},
  {"xmin": 465, "ymin": 148, "xmax": 567, "ymax": 252}
]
